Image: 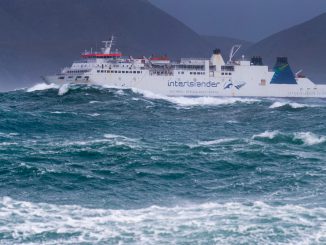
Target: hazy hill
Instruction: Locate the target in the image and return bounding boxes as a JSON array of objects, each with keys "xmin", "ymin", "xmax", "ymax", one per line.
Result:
[
  {"xmin": 2, "ymin": 0, "xmax": 324, "ymax": 90},
  {"xmin": 246, "ymin": 13, "xmax": 326, "ymax": 84},
  {"xmin": 202, "ymin": 36, "xmax": 252, "ymax": 58},
  {"xmin": 0, "ymin": 0, "xmax": 215, "ymax": 90}
]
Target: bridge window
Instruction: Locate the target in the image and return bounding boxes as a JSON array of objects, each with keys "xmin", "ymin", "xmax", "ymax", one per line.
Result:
[{"xmin": 221, "ymin": 66, "xmax": 235, "ymax": 72}]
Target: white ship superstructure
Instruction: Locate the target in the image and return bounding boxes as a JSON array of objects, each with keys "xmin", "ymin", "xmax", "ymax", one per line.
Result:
[{"xmin": 43, "ymin": 36, "xmax": 326, "ymax": 98}]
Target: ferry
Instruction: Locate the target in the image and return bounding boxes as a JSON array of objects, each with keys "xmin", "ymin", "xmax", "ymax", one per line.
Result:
[{"xmin": 43, "ymin": 36, "xmax": 326, "ymax": 98}]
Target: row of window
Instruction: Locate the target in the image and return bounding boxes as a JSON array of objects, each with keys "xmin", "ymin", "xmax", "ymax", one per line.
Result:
[
  {"xmin": 190, "ymin": 72, "xmax": 205, "ymax": 75},
  {"xmin": 151, "ymin": 71, "xmax": 173, "ymax": 76},
  {"xmin": 221, "ymin": 66, "xmax": 235, "ymax": 71},
  {"xmin": 221, "ymin": 73, "xmax": 232, "ymax": 76},
  {"xmin": 58, "ymin": 76, "xmax": 89, "ymax": 80},
  {"xmin": 97, "ymin": 70, "xmax": 142, "ymax": 74},
  {"xmin": 67, "ymin": 70, "xmax": 89, "ymax": 74}
]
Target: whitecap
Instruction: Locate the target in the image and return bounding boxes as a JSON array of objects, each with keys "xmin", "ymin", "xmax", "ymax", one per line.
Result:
[
  {"xmin": 89, "ymin": 101, "xmax": 100, "ymax": 104},
  {"xmin": 269, "ymin": 101, "xmax": 316, "ymax": 109},
  {"xmin": 294, "ymin": 132, "xmax": 326, "ymax": 146},
  {"xmin": 0, "ymin": 142, "xmax": 18, "ymax": 146},
  {"xmin": 0, "ymin": 132, "xmax": 19, "ymax": 138},
  {"xmin": 132, "ymin": 88, "xmax": 260, "ymax": 106},
  {"xmin": 0, "ymin": 197, "xmax": 325, "ymax": 244},
  {"xmin": 61, "ymin": 134, "xmax": 140, "ymax": 149},
  {"xmin": 88, "ymin": 113, "xmax": 101, "ymax": 117},
  {"xmin": 51, "ymin": 111, "xmax": 66, "ymax": 114},
  {"xmin": 116, "ymin": 89, "xmax": 125, "ymax": 95},
  {"xmin": 196, "ymin": 138, "xmax": 237, "ymax": 146},
  {"xmin": 103, "ymin": 134, "xmax": 140, "ymax": 148},
  {"xmin": 27, "ymin": 83, "xmax": 59, "ymax": 92},
  {"xmin": 58, "ymin": 84, "xmax": 70, "ymax": 96},
  {"xmin": 62, "ymin": 139, "xmax": 108, "ymax": 146},
  {"xmin": 252, "ymin": 130, "xmax": 280, "ymax": 140}
]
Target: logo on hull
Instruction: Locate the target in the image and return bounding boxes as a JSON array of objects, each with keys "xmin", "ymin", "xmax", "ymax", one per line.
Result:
[{"xmin": 223, "ymin": 81, "xmax": 246, "ymax": 90}]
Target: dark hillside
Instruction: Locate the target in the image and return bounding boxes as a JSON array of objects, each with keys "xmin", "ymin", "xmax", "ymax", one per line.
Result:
[
  {"xmin": 202, "ymin": 35, "xmax": 252, "ymax": 59},
  {"xmin": 0, "ymin": 0, "xmax": 213, "ymax": 90},
  {"xmin": 246, "ymin": 13, "xmax": 326, "ymax": 84}
]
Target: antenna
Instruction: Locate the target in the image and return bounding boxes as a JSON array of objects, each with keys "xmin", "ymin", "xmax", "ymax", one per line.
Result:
[
  {"xmin": 102, "ymin": 35, "xmax": 115, "ymax": 54},
  {"xmin": 228, "ymin": 45, "xmax": 241, "ymax": 63}
]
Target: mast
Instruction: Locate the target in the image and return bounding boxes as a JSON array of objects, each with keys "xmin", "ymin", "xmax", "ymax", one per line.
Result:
[
  {"xmin": 228, "ymin": 45, "xmax": 241, "ymax": 64},
  {"xmin": 102, "ymin": 35, "xmax": 115, "ymax": 54}
]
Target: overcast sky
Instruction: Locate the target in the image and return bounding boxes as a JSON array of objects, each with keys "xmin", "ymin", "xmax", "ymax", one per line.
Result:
[{"xmin": 150, "ymin": 0, "xmax": 326, "ymax": 42}]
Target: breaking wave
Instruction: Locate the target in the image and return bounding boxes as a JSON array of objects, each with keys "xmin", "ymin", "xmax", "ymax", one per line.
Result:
[
  {"xmin": 253, "ymin": 131, "xmax": 326, "ymax": 146},
  {"xmin": 58, "ymin": 83, "xmax": 70, "ymax": 96},
  {"xmin": 0, "ymin": 197, "xmax": 325, "ymax": 244},
  {"xmin": 131, "ymin": 88, "xmax": 260, "ymax": 106},
  {"xmin": 188, "ymin": 138, "xmax": 238, "ymax": 148},
  {"xmin": 269, "ymin": 101, "xmax": 318, "ymax": 109},
  {"xmin": 294, "ymin": 132, "xmax": 326, "ymax": 146},
  {"xmin": 58, "ymin": 134, "xmax": 141, "ymax": 149},
  {"xmin": 25, "ymin": 83, "xmax": 325, "ymax": 110},
  {"xmin": 252, "ymin": 130, "xmax": 280, "ymax": 140},
  {"xmin": 27, "ymin": 83, "xmax": 59, "ymax": 92},
  {"xmin": 3, "ymin": 82, "xmax": 326, "ymax": 244}
]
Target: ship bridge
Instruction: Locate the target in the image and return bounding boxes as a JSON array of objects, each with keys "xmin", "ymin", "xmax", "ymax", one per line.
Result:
[{"xmin": 81, "ymin": 36, "xmax": 122, "ymax": 59}]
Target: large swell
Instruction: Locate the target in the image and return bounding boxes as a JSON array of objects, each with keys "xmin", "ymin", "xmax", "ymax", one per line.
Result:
[{"xmin": 0, "ymin": 84, "xmax": 325, "ymax": 244}]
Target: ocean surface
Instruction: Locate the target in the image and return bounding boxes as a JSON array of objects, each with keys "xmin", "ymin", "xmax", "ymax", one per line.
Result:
[{"xmin": 0, "ymin": 83, "xmax": 325, "ymax": 244}]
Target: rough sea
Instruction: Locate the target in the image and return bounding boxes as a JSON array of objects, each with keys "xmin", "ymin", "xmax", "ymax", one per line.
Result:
[{"xmin": 0, "ymin": 83, "xmax": 325, "ymax": 244}]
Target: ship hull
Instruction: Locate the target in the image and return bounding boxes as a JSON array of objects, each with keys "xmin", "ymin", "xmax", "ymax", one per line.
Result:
[{"xmin": 44, "ymin": 73, "xmax": 326, "ymax": 98}]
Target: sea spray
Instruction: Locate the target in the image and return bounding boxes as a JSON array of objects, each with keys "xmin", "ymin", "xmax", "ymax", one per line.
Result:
[{"xmin": 0, "ymin": 84, "xmax": 325, "ymax": 244}]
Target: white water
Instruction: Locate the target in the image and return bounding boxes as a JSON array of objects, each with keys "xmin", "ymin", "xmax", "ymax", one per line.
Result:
[
  {"xmin": 0, "ymin": 197, "xmax": 325, "ymax": 244},
  {"xmin": 269, "ymin": 101, "xmax": 318, "ymax": 109},
  {"xmin": 58, "ymin": 84, "xmax": 70, "ymax": 96},
  {"xmin": 294, "ymin": 132, "xmax": 326, "ymax": 146},
  {"xmin": 27, "ymin": 83, "xmax": 59, "ymax": 92},
  {"xmin": 252, "ymin": 130, "xmax": 325, "ymax": 146},
  {"xmin": 55, "ymin": 134, "xmax": 141, "ymax": 149},
  {"xmin": 196, "ymin": 138, "xmax": 237, "ymax": 146},
  {"xmin": 132, "ymin": 88, "xmax": 260, "ymax": 106},
  {"xmin": 252, "ymin": 130, "xmax": 280, "ymax": 140}
]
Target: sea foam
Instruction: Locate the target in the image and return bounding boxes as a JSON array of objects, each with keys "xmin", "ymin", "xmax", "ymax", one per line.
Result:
[
  {"xmin": 27, "ymin": 83, "xmax": 59, "ymax": 92},
  {"xmin": 252, "ymin": 130, "xmax": 280, "ymax": 140},
  {"xmin": 132, "ymin": 88, "xmax": 260, "ymax": 106},
  {"xmin": 194, "ymin": 138, "xmax": 237, "ymax": 147},
  {"xmin": 59, "ymin": 134, "xmax": 140, "ymax": 149},
  {"xmin": 252, "ymin": 130, "xmax": 325, "ymax": 146},
  {"xmin": 58, "ymin": 84, "xmax": 70, "ymax": 96},
  {"xmin": 269, "ymin": 101, "xmax": 317, "ymax": 109},
  {"xmin": 294, "ymin": 132, "xmax": 326, "ymax": 146},
  {"xmin": 0, "ymin": 197, "xmax": 325, "ymax": 244}
]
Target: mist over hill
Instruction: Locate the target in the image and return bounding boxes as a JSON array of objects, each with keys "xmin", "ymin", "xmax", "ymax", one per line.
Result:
[
  {"xmin": 0, "ymin": 0, "xmax": 217, "ymax": 90},
  {"xmin": 0, "ymin": 0, "xmax": 325, "ymax": 90},
  {"xmin": 246, "ymin": 13, "xmax": 326, "ymax": 84}
]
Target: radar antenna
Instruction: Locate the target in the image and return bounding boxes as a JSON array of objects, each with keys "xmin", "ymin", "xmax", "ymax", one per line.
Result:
[{"xmin": 228, "ymin": 45, "xmax": 242, "ymax": 64}]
